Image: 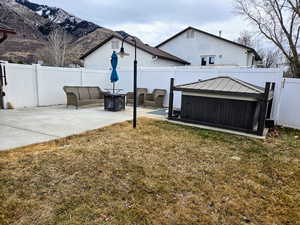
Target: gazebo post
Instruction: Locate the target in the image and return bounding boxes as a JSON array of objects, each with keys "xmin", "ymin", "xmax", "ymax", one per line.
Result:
[
  {"xmin": 168, "ymin": 78, "xmax": 174, "ymax": 119},
  {"xmin": 266, "ymin": 83, "xmax": 276, "ymax": 119},
  {"xmin": 257, "ymin": 82, "xmax": 271, "ymax": 136}
]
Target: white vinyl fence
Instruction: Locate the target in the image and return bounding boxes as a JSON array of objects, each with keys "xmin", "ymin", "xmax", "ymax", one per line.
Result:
[
  {"xmin": 4, "ymin": 63, "xmax": 111, "ymax": 108},
  {"xmin": 115, "ymin": 67, "xmax": 283, "ymax": 122},
  {"xmin": 277, "ymin": 78, "xmax": 300, "ymax": 129},
  {"xmin": 2, "ymin": 62, "xmax": 299, "ymax": 129}
]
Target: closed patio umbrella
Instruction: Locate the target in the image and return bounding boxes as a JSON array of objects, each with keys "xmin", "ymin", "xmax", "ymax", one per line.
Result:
[{"xmin": 110, "ymin": 51, "xmax": 119, "ymax": 93}]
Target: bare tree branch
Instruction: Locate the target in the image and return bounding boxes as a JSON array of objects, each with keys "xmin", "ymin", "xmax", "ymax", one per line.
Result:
[
  {"xmin": 38, "ymin": 29, "xmax": 71, "ymax": 67},
  {"xmin": 235, "ymin": 0, "xmax": 300, "ymax": 77},
  {"xmin": 287, "ymin": 0, "xmax": 300, "ymax": 17},
  {"xmin": 236, "ymin": 31, "xmax": 281, "ymax": 68}
]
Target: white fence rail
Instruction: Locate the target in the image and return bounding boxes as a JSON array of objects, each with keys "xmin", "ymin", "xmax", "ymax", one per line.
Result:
[{"xmin": 2, "ymin": 62, "xmax": 299, "ymax": 130}]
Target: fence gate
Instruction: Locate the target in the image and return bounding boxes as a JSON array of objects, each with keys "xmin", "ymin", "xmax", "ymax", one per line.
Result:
[{"xmin": 278, "ymin": 78, "xmax": 300, "ymax": 129}]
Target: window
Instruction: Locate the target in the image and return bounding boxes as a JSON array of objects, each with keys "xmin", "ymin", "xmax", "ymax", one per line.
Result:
[
  {"xmin": 111, "ymin": 40, "xmax": 119, "ymax": 49},
  {"xmin": 201, "ymin": 56, "xmax": 216, "ymax": 66},
  {"xmin": 201, "ymin": 57, "xmax": 207, "ymax": 66},
  {"xmin": 209, "ymin": 56, "xmax": 216, "ymax": 64}
]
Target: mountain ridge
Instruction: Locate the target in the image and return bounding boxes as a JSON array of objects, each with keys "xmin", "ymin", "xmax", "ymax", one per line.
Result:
[
  {"xmin": 0, "ymin": 0, "xmax": 130, "ymax": 65},
  {"xmin": 15, "ymin": 0, "xmax": 100, "ymax": 37}
]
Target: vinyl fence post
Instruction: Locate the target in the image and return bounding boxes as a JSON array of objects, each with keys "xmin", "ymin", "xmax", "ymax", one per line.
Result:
[
  {"xmin": 257, "ymin": 82, "xmax": 271, "ymax": 136},
  {"xmin": 168, "ymin": 78, "xmax": 174, "ymax": 119},
  {"xmin": 266, "ymin": 82, "xmax": 275, "ymax": 119},
  {"xmin": 34, "ymin": 64, "xmax": 40, "ymax": 107},
  {"xmin": 80, "ymin": 67, "xmax": 84, "ymax": 86}
]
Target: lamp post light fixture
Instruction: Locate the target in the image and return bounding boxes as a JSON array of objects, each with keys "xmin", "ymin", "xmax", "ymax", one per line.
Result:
[{"xmin": 118, "ymin": 35, "xmax": 137, "ymax": 128}]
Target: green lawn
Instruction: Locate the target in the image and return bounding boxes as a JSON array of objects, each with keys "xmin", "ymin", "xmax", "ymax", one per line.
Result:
[{"xmin": 0, "ymin": 118, "xmax": 299, "ymax": 225}]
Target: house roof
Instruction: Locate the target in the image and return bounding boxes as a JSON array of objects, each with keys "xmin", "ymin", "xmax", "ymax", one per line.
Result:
[
  {"xmin": 156, "ymin": 26, "xmax": 262, "ymax": 61},
  {"xmin": 0, "ymin": 23, "xmax": 16, "ymax": 34},
  {"xmin": 174, "ymin": 76, "xmax": 271, "ymax": 98},
  {"xmin": 80, "ymin": 35, "xmax": 190, "ymax": 65}
]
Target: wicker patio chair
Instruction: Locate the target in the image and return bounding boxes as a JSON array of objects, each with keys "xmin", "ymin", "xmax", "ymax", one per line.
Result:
[
  {"xmin": 143, "ymin": 89, "xmax": 167, "ymax": 108},
  {"xmin": 126, "ymin": 88, "xmax": 148, "ymax": 106}
]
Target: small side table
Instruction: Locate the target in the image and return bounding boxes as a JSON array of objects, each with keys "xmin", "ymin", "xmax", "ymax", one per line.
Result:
[{"xmin": 104, "ymin": 93, "xmax": 126, "ymax": 112}]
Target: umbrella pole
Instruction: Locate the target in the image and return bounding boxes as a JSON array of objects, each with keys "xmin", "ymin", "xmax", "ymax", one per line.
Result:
[{"xmin": 113, "ymin": 82, "xmax": 115, "ymax": 94}]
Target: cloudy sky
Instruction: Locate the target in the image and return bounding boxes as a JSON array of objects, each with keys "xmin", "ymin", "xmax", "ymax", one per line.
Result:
[{"xmin": 31, "ymin": 0, "xmax": 254, "ymax": 45}]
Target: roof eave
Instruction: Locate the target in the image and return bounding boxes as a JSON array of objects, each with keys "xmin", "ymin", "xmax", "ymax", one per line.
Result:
[
  {"xmin": 157, "ymin": 55, "xmax": 190, "ymax": 65},
  {"xmin": 118, "ymin": 38, "xmax": 190, "ymax": 65},
  {"xmin": 79, "ymin": 36, "xmax": 114, "ymax": 60},
  {"xmin": 156, "ymin": 26, "xmax": 262, "ymax": 60},
  {"xmin": 156, "ymin": 27, "xmax": 190, "ymax": 48},
  {"xmin": 80, "ymin": 35, "xmax": 191, "ymax": 65},
  {"xmin": 247, "ymin": 49, "xmax": 262, "ymax": 61},
  {"xmin": 173, "ymin": 87, "xmax": 264, "ymax": 99}
]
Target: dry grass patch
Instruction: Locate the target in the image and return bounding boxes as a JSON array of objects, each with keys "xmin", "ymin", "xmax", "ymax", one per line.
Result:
[{"xmin": 0, "ymin": 118, "xmax": 300, "ymax": 225}]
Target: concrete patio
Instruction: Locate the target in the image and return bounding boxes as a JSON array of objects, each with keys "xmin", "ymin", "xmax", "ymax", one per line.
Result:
[{"xmin": 0, "ymin": 106, "xmax": 166, "ymax": 151}]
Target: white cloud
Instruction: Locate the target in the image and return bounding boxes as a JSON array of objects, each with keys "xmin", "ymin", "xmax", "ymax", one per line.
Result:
[
  {"xmin": 110, "ymin": 16, "xmax": 253, "ymax": 46},
  {"xmin": 31, "ymin": 0, "xmax": 257, "ymax": 45},
  {"xmin": 32, "ymin": 0, "xmax": 234, "ymax": 25}
]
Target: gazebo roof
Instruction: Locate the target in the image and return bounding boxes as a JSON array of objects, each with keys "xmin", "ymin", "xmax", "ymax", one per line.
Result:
[
  {"xmin": 0, "ymin": 23, "xmax": 16, "ymax": 34},
  {"xmin": 175, "ymin": 76, "xmax": 265, "ymax": 94},
  {"xmin": 174, "ymin": 76, "xmax": 272, "ymax": 99}
]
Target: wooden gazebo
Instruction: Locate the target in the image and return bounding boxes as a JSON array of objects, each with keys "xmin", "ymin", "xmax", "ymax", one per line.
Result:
[
  {"xmin": 168, "ymin": 76, "xmax": 275, "ymax": 136},
  {"xmin": 0, "ymin": 22, "xmax": 16, "ymax": 44}
]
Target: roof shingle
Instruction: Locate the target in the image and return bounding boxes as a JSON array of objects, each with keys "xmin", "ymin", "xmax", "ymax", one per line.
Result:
[
  {"xmin": 156, "ymin": 26, "xmax": 262, "ymax": 61},
  {"xmin": 80, "ymin": 34, "xmax": 190, "ymax": 65}
]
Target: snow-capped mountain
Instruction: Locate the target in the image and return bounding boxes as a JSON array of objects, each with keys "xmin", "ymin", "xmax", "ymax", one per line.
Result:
[
  {"xmin": 0, "ymin": 0, "xmax": 132, "ymax": 65},
  {"xmin": 15, "ymin": 0, "xmax": 100, "ymax": 37}
]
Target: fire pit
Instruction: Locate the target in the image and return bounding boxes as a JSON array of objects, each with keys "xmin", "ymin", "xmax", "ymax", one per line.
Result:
[{"xmin": 104, "ymin": 93, "xmax": 126, "ymax": 112}]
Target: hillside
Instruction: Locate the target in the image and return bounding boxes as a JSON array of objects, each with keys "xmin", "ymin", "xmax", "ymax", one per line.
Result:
[{"xmin": 0, "ymin": 0, "xmax": 126, "ymax": 65}]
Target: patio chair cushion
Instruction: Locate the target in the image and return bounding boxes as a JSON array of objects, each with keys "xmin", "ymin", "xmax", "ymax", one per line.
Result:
[
  {"xmin": 78, "ymin": 87, "xmax": 90, "ymax": 100},
  {"xmin": 79, "ymin": 99, "xmax": 104, "ymax": 105},
  {"xmin": 145, "ymin": 94, "xmax": 154, "ymax": 101},
  {"xmin": 89, "ymin": 87, "xmax": 101, "ymax": 99},
  {"xmin": 127, "ymin": 92, "xmax": 134, "ymax": 99},
  {"xmin": 154, "ymin": 89, "xmax": 166, "ymax": 99},
  {"xmin": 126, "ymin": 88, "xmax": 148, "ymax": 106},
  {"xmin": 127, "ymin": 99, "xmax": 134, "ymax": 104},
  {"xmin": 144, "ymin": 100, "xmax": 156, "ymax": 107},
  {"xmin": 143, "ymin": 89, "xmax": 167, "ymax": 108},
  {"xmin": 64, "ymin": 87, "xmax": 79, "ymax": 97}
]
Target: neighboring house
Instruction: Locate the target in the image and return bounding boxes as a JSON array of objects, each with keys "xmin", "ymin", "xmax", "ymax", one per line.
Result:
[
  {"xmin": 156, "ymin": 27, "xmax": 261, "ymax": 67},
  {"xmin": 80, "ymin": 35, "xmax": 190, "ymax": 69}
]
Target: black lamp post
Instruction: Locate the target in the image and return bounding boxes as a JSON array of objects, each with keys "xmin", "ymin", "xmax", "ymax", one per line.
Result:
[{"xmin": 118, "ymin": 36, "xmax": 137, "ymax": 128}]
